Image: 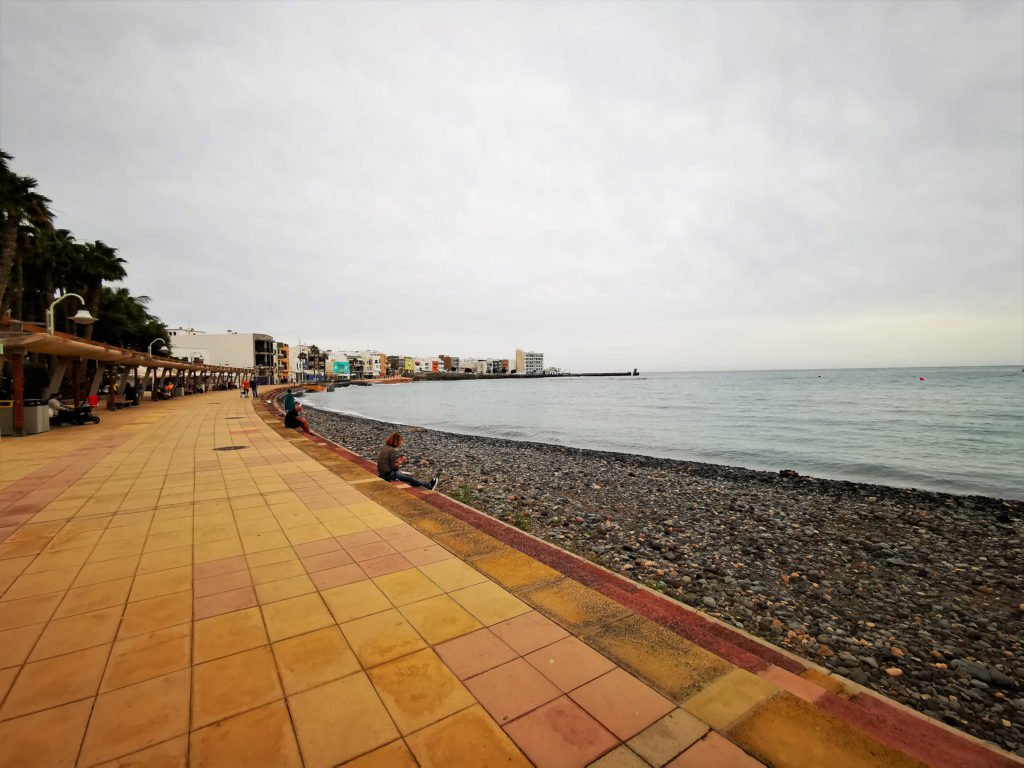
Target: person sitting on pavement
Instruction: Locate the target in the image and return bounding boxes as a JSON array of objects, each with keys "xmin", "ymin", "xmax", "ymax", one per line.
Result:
[
  {"xmin": 377, "ymin": 432, "xmax": 438, "ymax": 490},
  {"xmin": 48, "ymin": 393, "xmax": 71, "ymax": 419},
  {"xmin": 284, "ymin": 404, "xmax": 310, "ymax": 434}
]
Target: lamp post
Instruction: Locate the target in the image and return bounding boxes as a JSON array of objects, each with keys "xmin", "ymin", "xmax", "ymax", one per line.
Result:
[
  {"xmin": 46, "ymin": 293, "xmax": 97, "ymax": 334},
  {"xmin": 148, "ymin": 338, "xmax": 169, "ymax": 355}
]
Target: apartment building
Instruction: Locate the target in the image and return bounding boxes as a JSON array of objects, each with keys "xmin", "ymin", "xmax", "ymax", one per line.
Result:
[
  {"xmin": 515, "ymin": 349, "xmax": 544, "ymax": 375},
  {"xmin": 168, "ymin": 330, "xmax": 276, "ymax": 375}
]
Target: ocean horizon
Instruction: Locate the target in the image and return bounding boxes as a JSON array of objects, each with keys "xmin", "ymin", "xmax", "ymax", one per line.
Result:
[{"xmin": 304, "ymin": 365, "xmax": 1024, "ymax": 501}]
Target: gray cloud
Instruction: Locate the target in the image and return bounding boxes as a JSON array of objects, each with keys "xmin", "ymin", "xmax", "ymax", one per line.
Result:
[{"xmin": 2, "ymin": 0, "xmax": 1020, "ymax": 371}]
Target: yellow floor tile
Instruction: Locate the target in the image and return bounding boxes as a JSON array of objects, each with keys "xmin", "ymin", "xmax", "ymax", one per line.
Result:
[
  {"xmin": 405, "ymin": 705, "xmax": 531, "ymax": 768},
  {"xmin": 101, "ymin": 623, "xmax": 191, "ymax": 692},
  {"xmin": 321, "ymin": 580, "xmax": 392, "ymax": 624},
  {"xmin": 683, "ymin": 668, "xmax": 780, "ymax": 730},
  {"xmin": 260, "ymin": 593, "xmax": 335, "ymax": 642},
  {"xmin": 448, "ymin": 581, "xmax": 531, "ymax": 626},
  {"xmin": 398, "ymin": 594, "xmax": 483, "ymax": 645},
  {"xmin": 340, "ymin": 609, "xmax": 428, "ymax": 668},
  {"xmin": 78, "ymin": 670, "xmax": 190, "ymax": 766},
  {"xmin": 727, "ymin": 691, "xmax": 929, "ymax": 768},
  {"xmin": 191, "ymin": 646, "xmax": 283, "ymax": 729},
  {"xmin": 272, "ymin": 625, "xmax": 360, "ymax": 694},
  {"xmin": 193, "ymin": 606, "xmax": 268, "ymax": 664},
  {"xmin": 255, "ymin": 574, "xmax": 316, "ymax": 604},
  {"xmin": 372, "ymin": 568, "xmax": 442, "ymax": 606},
  {"xmin": 0, "ymin": 698, "xmax": 93, "ymax": 768},
  {"xmin": 189, "ymin": 700, "xmax": 303, "ymax": 768},
  {"xmin": 417, "ymin": 558, "xmax": 488, "ymax": 592},
  {"xmin": 53, "ymin": 577, "xmax": 132, "ymax": 618},
  {"xmin": 339, "ymin": 740, "xmax": 418, "ymax": 768},
  {"xmin": 119, "ymin": 590, "xmax": 193, "ymax": 638},
  {"xmin": 367, "ymin": 648, "xmax": 476, "ymax": 734},
  {"xmin": 288, "ymin": 673, "xmax": 400, "ymax": 768}
]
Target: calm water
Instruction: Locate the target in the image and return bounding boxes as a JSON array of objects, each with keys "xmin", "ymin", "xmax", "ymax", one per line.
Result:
[{"xmin": 305, "ymin": 367, "xmax": 1024, "ymax": 500}]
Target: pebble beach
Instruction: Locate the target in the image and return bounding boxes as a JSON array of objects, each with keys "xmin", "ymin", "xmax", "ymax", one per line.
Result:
[{"xmin": 303, "ymin": 405, "xmax": 1024, "ymax": 755}]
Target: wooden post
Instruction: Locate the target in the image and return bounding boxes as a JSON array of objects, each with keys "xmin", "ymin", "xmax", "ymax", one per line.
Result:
[{"xmin": 12, "ymin": 353, "xmax": 24, "ymax": 432}]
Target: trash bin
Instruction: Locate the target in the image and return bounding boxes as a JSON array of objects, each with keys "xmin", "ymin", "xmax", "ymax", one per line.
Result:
[
  {"xmin": 0, "ymin": 400, "xmax": 12, "ymax": 437},
  {"xmin": 21, "ymin": 399, "xmax": 51, "ymax": 435},
  {"xmin": 88, "ymin": 395, "xmax": 99, "ymax": 407}
]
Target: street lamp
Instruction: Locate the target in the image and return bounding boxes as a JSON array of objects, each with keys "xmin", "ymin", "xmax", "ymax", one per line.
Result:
[
  {"xmin": 46, "ymin": 293, "xmax": 97, "ymax": 334},
  {"xmin": 148, "ymin": 337, "xmax": 169, "ymax": 355}
]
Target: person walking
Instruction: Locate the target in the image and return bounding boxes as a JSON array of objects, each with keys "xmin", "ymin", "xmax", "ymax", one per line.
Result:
[
  {"xmin": 241, "ymin": 379, "xmax": 250, "ymax": 398},
  {"xmin": 283, "ymin": 388, "xmax": 295, "ymax": 413},
  {"xmin": 377, "ymin": 432, "xmax": 438, "ymax": 490},
  {"xmin": 251, "ymin": 380, "xmax": 259, "ymax": 398}
]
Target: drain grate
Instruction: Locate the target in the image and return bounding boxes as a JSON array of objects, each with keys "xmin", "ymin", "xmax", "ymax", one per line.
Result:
[{"xmin": 213, "ymin": 446, "xmax": 248, "ymax": 451}]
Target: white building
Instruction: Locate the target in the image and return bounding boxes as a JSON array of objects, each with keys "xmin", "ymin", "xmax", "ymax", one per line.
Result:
[
  {"xmin": 169, "ymin": 330, "xmax": 275, "ymax": 372},
  {"xmin": 515, "ymin": 349, "xmax": 544, "ymax": 375}
]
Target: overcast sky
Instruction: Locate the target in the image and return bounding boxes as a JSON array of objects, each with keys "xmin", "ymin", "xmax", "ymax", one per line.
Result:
[{"xmin": 1, "ymin": 1, "xmax": 1021, "ymax": 371}]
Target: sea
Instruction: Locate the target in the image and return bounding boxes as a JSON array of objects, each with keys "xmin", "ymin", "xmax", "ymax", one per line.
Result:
[{"xmin": 303, "ymin": 366, "xmax": 1024, "ymax": 501}]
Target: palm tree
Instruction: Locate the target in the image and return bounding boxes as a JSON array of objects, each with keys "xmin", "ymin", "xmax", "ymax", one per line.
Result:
[{"xmin": 0, "ymin": 150, "xmax": 54, "ymax": 317}]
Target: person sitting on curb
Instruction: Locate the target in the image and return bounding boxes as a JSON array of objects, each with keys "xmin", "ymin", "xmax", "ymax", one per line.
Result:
[
  {"xmin": 48, "ymin": 393, "xmax": 71, "ymax": 419},
  {"xmin": 284, "ymin": 404, "xmax": 310, "ymax": 434},
  {"xmin": 377, "ymin": 432, "xmax": 438, "ymax": 490}
]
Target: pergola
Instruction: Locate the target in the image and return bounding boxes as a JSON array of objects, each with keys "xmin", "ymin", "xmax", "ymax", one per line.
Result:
[{"xmin": 0, "ymin": 321, "xmax": 250, "ymax": 435}]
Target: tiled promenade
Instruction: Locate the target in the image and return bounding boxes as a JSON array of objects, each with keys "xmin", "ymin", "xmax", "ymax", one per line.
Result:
[{"xmin": 0, "ymin": 389, "xmax": 1019, "ymax": 767}]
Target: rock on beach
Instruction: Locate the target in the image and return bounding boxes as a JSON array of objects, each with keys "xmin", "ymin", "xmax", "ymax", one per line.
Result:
[{"xmin": 303, "ymin": 405, "xmax": 1024, "ymax": 756}]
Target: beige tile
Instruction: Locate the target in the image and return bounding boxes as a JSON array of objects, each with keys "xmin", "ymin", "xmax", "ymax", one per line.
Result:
[
  {"xmin": 288, "ymin": 673, "xmax": 399, "ymax": 768},
  {"xmin": 192, "ymin": 646, "xmax": 284, "ymax": 729},
  {"xmin": 193, "ymin": 606, "xmax": 268, "ymax": 664},
  {"xmin": 188, "ymin": 700, "xmax": 302, "ymax": 768},
  {"xmin": 272, "ymin": 625, "xmax": 360, "ymax": 694},
  {"xmin": 78, "ymin": 670, "xmax": 190, "ymax": 766},
  {"xmin": 628, "ymin": 708, "xmax": 710, "ymax": 766}
]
